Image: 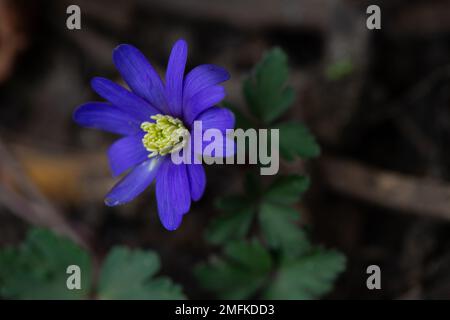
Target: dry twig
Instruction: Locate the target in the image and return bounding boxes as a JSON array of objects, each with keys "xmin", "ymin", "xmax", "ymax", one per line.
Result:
[{"xmin": 320, "ymin": 156, "xmax": 450, "ymax": 221}]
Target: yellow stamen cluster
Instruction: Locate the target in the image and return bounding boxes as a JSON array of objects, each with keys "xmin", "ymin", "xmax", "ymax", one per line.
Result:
[{"xmin": 141, "ymin": 114, "xmax": 189, "ymax": 157}]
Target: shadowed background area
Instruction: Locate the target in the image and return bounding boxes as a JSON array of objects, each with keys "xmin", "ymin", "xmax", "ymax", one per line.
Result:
[{"xmin": 0, "ymin": 0, "xmax": 450, "ymax": 299}]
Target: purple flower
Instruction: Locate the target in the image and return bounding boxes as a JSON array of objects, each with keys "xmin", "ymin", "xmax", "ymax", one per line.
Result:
[{"xmin": 73, "ymin": 39, "xmax": 234, "ymax": 230}]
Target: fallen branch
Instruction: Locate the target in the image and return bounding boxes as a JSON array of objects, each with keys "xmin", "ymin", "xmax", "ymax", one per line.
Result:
[{"xmin": 320, "ymin": 156, "xmax": 450, "ymax": 221}]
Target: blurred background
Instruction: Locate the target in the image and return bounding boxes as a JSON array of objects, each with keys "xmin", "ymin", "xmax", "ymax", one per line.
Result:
[{"xmin": 0, "ymin": 0, "xmax": 450, "ymax": 299}]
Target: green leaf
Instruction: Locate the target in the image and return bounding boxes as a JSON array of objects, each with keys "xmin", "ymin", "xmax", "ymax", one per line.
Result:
[
  {"xmin": 266, "ymin": 175, "xmax": 310, "ymax": 205},
  {"xmin": 326, "ymin": 59, "xmax": 354, "ymax": 81},
  {"xmin": 244, "ymin": 48, "xmax": 295, "ymax": 124},
  {"xmin": 207, "ymin": 192, "xmax": 257, "ymax": 245},
  {"xmin": 264, "ymin": 249, "xmax": 346, "ymax": 299},
  {"xmin": 195, "ymin": 240, "xmax": 272, "ymax": 299},
  {"xmin": 98, "ymin": 246, "xmax": 184, "ymax": 300},
  {"xmin": 259, "ymin": 202, "xmax": 311, "ymax": 257},
  {"xmin": 0, "ymin": 228, "xmax": 91, "ymax": 299},
  {"xmin": 278, "ymin": 122, "xmax": 321, "ymax": 160},
  {"xmin": 206, "ymin": 209, "xmax": 254, "ymax": 245},
  {"xmin": 214, "ymin": 194, "xmax": 252, "ymax": 212}
]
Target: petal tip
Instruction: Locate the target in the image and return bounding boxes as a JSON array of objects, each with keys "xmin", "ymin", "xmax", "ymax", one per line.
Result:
[
  {"xmin": 221, "ymin": 68, "xmax": 231, "ymax": 81},
  {"xmin": 174, "ymin": 38, "xmax": 188, "ymax": 48},
  {"xmin": 112, "ymin": 44, "xmax": 140, "ymax": 65},
  {"xmin": 72, "ymin": 103, "xmax": 91, "ymax": 124},
  {"xmin": 104, "ymin": 197, "xmax": 120, "ymax": 207},
  {"xmin": 90, "ymin": 76, "xmax": 104, "ymax": 89},
  {"xmin": 161, "ymin": 214, "xmax": 183, "ymax": 231},
  {"xmin": 113, "ymin": 43, "xmax": 134, "ymax": 53}
]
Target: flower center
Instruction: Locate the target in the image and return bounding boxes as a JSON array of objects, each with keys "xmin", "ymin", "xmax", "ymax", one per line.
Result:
[{"xmin": 141, "ymin": 114, "xmax": 189, "ymax": 157}]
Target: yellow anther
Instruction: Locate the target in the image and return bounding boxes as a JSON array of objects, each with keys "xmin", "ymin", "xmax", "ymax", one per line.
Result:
[{"xmin": 141, "ymin": 114, "xmax": 189, "ymax": 157}]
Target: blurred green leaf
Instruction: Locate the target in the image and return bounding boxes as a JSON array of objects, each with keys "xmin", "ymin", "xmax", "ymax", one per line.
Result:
[
  {"xmin": 244, "ymin": 48, "xmax": 295, "ymax": 124},
  {"xmin": 259, "ymin": 202, "xmax": 311, "ymax": 257},
  {"xmin": 214, "ymin": 194, "xmax": 251, "ymax": 212},
  {"xmin": 278, "ymin": 122, "xmax": 321, "ymax": 160},
  {"xmin": 195, "ymin": 240, "xmax": 272, "ymax": 299},
  {"xmin": 266, "ymin": 175, "xmax": 310, "ymax": 205},
  {"xmin": 206, "ymin": 209, "xmax": 254, "ymax": 245},
  {"xmin": 98, "ymin": 246, "xmax": 184, "ymax": 300},
  {"xmin": 326, "ymin": 59, "xmax": 354, "ymax": 81},
  {"xmin": 264, "ymin": 249, "xmax": 346, "ymax": 299},
  {"xmin": 207, "ymin": 194, "xmax": 255, "ymax": 245},
  {"xmin": 0, "ymin": 228, "xmax": 91, "ymax": 299}
]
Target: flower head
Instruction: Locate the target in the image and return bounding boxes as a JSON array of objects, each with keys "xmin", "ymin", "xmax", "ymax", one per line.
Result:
[{"xmin": 73, "ymin": 39, "xmax": 234, "ymax": 230}]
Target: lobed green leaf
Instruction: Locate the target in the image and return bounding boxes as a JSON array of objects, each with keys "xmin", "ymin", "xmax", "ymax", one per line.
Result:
[
  {"xmin": 195, "ymin": 240, "xmax": 272, "ymax": 299},
  {"xmin": 244, "ymin": 48, "xmax": 295, "ymax": 124},
  {"xmin": 0, "ymin": 228, "xmax": 91, "ymax": 300},
  {"xmin": 98, "ymin": 246, "xmax": 185, "ymax": 300},
  {"xmin": 259, "ymin": 202, "xmax": 311, "ymax": 257},
  {"xmin": 264, "ymin": 249, "xmax": 346, "ymax": 299},
  {"xmin": 278, "ymin": 122, "xmax": 321, "ymax": 160},
  {"xmin": 266, "ymin": 175, "xmax": 310, "ymax": 205}
]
